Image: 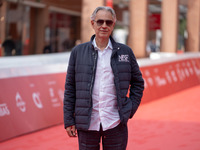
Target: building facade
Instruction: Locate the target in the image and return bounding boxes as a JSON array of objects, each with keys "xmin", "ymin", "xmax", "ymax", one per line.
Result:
[{"xmin": 0, "ymin": 0, "xmax": 199, "ymax": 57}]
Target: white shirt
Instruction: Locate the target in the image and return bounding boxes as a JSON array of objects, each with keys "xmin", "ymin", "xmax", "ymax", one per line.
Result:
[{"xmin": 88, "ymin": 38, "xmax": 120, "ymax": 131}]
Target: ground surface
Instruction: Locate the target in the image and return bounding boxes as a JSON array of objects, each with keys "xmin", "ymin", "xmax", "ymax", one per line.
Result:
[{"xmin": 1, "ymin": 85, "xmax": 200, "ymax": 150}]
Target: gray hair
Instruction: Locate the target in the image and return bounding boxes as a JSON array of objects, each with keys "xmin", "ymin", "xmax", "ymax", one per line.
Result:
[{"xmin": 91, "ymin": 6, "xmax": 117, "ymax": 22}]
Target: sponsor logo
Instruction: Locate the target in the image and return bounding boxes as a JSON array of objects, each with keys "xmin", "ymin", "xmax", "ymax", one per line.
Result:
[
  {"xmin": 58, "ymin": 89, "xmax": 64, "ymax": 102},
  {"xmin": 32, "ymin": 92, "xmax": 43, "ymax": 109},
  {"xmin": 0, "ymin": 103, "xmax": 10, "ymax": 117},
  {"xmin": 49, "ymin": 88, "xmax": 61, "ymax": 107},
  {"xmin": 16, "ymin": 92, "xmax": 26, "ymax": 112}
]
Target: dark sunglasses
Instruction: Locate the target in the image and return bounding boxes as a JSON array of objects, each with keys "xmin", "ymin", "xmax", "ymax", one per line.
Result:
[{"xmin": 94, "ymin": 19, "xmax": 114, "ymax": 27}]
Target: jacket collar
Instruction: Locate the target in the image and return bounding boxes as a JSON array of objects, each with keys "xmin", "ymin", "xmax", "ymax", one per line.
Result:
[{"xmin": 90, "ymin": 34, "xmax": 120, "ymax": 51}]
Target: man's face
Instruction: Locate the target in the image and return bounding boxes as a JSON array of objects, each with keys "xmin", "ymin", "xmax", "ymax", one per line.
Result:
[{"xmin": 91, "ymin": 10, "xmax": 115, "ymax": 39}]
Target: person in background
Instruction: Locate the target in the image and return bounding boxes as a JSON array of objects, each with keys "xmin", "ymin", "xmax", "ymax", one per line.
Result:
[
  {"xmin": 63, "ymin": 6, "xmax": 144, "ymax": 150},
  {"xmin": 75, "ymin": 39, "xmax": 81, "ymax": 46},
  {"xmin": 146, "ymin": 39, "xmax": 158, "ymax": 57},
  {"xmin": 43, "ymin": 41, "xmax": 52, "ymax": 54},
  {"xmin": 2, "ymin": 36, "xmax": 15, "ymax": 56}
]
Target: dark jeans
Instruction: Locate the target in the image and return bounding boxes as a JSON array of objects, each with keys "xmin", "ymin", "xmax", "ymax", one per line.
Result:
[{"xmin": 77, "ymin": 123, "xmax": 128, "ymax": 150}]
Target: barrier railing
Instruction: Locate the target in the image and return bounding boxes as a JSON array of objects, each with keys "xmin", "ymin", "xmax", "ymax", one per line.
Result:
[
  {"xmin": 0, "ymin": 52, "xmax": 200, "ymax": 142},
  {"xmin": 141, "ymin": 55, "xmax": 200, "ymax": 103}
]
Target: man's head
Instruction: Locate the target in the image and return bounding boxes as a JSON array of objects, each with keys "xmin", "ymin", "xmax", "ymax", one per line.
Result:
[{"xmin": 91, "ymin": 6, "xmax": 116, "ymax": 39}]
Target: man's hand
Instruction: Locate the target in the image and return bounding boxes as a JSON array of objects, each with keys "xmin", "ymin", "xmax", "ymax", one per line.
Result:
[{"xmin": 66, "ymin": 125, "xmax": 77, "ymax": 137}]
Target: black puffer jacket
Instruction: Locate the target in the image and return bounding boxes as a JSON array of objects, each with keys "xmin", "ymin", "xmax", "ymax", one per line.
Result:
[{"xmin": 63, "ymin": 35, "xmax": 144, "ymax": 130}]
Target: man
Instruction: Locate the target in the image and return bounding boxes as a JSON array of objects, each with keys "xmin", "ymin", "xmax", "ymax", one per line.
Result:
[{"xmin": 63, "ymin": 6, "xmax": 144, "ymax": 150}]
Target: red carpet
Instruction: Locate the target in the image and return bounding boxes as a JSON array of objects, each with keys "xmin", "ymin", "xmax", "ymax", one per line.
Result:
[{"xmin": 1, "ymin": 85, "xmax": 200, "ymax": 150}]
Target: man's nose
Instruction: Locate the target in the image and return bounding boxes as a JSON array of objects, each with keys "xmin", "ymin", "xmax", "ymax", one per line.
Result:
[{"xmin": 102, "ymin": 22, "xmax": 107, "ymax": 27}]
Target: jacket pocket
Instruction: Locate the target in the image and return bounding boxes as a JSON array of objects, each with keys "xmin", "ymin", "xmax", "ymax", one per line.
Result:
[{"xmin": 121, "ymin": 97, "xmax": 132, "ymax": 124}]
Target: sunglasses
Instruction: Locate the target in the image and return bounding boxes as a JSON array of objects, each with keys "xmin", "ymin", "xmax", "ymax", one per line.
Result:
[{"xmin": 93, "ymin": 19, "xmax": 114, "ymax": 27}]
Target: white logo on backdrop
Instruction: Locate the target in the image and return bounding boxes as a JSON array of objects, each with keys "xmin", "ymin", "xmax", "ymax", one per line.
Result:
[
  {"xmin": 172, "ymin": 71, "xmax": 178, "ymax": 82},
  {"xmin": 144, "ymin": 70, "xmax": 154, "ymax": 87},
  {"xmin": 32, "ymin": 92, "xmax": 43, "ymax": 109},
  {"xmin": 16, "ymin": 92, "xmax": 26, "ymax": 112},
  {"xmin": 187, "ymin": 61, "xmax": 194, "ymax": 75},
  {"xmin": 192, "ymin": 60, "xmax": 200, "ymax": 76},
  {"xmin": 154, "ymin": 75, "xmax": 167, "ymax": 86},
  {"xmin": 165, "ymin": 71, "xmax": 172, "ymax": 83},
  {"xmin": 176, "ymin": 63, "xmax": 186, "ymax": 81},
  {"xmin": 0, "ymin": 103, "xmax": 10, "ymax": 117},
  {"xmin": 58, "ymin": 89, "xmax": 64, "ymax": 102},
  {"xmin": 49, "ymin": 88, "xmax": 61, "ymax": 107},
  {"xmin": 48, "ymin": 81, "xmax": 56, "ymax": 85}
]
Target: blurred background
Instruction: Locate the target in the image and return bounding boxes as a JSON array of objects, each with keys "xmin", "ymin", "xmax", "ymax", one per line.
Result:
[
  {"xmin": 0, "ymin": 0, "xmax": 200, "ymax": 149},
  {"xmin": 0, "ymin": 0, "xmax": 198, "ymax": 58}
]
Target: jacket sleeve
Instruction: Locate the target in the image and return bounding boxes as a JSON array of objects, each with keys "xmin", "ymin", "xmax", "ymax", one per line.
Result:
[
  {"xmin": 129, "ymin": 50, "xmax": 144, "ymax": 118},
  {"xmin": 63, "ymin": 49, "xmax": 76, "ymax": 128}
]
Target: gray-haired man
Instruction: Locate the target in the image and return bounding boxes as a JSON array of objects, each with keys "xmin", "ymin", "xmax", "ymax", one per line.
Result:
[{"xmin": 63, "ymin": 6, "xmax": 144, "ymax": 150}]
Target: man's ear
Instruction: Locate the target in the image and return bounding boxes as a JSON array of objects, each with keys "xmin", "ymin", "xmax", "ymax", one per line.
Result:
[
  {"xmin": 91, "ymin": 20, "xmax": 94, "ymax": 25},
  {"xmin": 113, "ymin": 22, "xmax": 116, "ymax": 27},
  {"xmin": 91, "ymin": 20, "xmax": 94, "ymax": 28}
]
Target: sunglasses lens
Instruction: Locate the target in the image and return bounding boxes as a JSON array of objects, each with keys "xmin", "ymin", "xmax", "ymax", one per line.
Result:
[
  {"xmin": 106, "ymin": 20, "xmax": 113, "ymax": 26},
  {"xmin": 96, "ymin": 20, "xmax": 104, "ymax": 26}
]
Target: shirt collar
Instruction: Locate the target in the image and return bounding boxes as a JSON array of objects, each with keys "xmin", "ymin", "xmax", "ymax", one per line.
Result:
[{"xmin": 92, "ymin": 38, "xmax": 113, "ymax": 51}]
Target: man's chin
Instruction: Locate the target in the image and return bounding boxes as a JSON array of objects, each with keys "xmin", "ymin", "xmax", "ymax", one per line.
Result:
[{"xmin": 98, "ymin": 33, "xmax": 110, "ymax": 38}]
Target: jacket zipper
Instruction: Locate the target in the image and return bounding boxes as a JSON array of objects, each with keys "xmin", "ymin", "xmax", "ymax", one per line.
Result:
[
  {"xmin": 111, "ymin": 47, "xmax": 121, "ymax": 112},
  {"xmin": 90, "ymin": 50, "xmax": 98, "ymax": 96}
]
